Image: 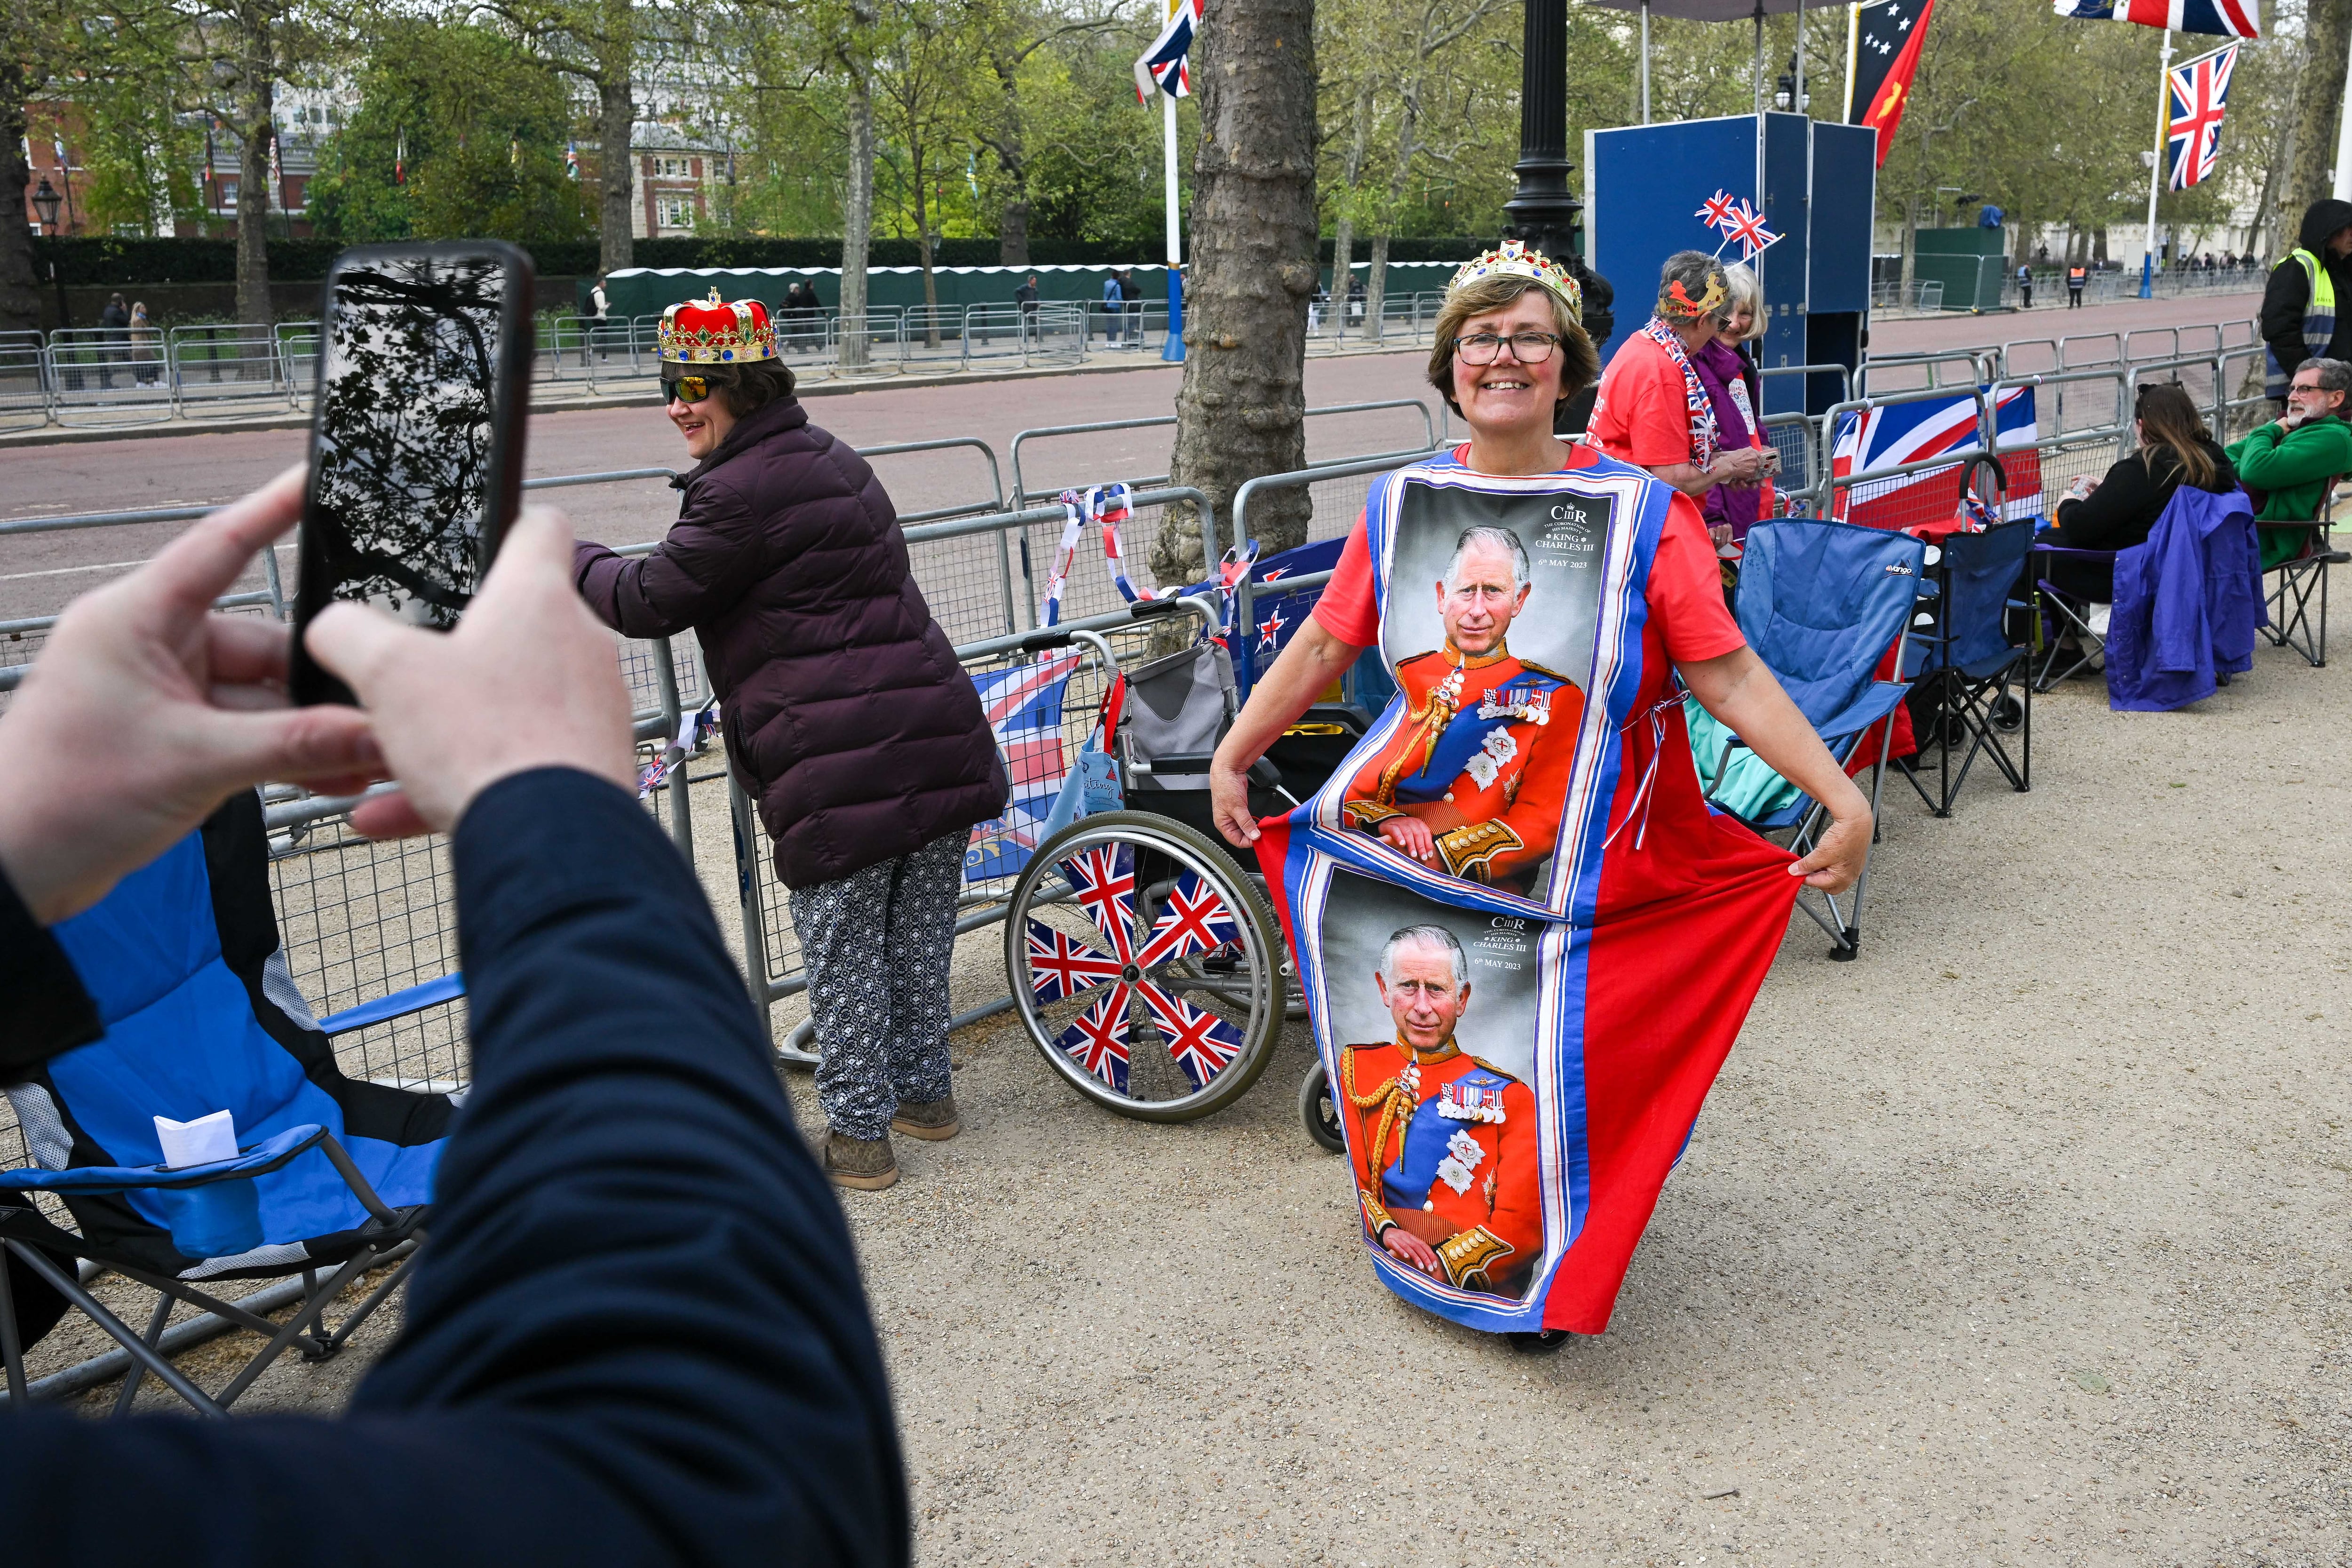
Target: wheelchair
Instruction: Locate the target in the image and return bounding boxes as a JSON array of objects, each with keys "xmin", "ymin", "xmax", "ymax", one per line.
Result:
[{"xmin": 997, "ymin": 596, "xmax": 1370, "ymax": 1134}]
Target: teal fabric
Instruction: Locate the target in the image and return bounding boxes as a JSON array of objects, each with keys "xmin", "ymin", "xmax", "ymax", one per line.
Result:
[{"xmin": 1684, "ymin": 696, "xmax": 1802, "ymax": 820}]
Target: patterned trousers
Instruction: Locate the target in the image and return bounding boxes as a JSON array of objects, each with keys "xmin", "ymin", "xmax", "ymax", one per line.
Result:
[{"xmin": 788, "ymin": 829, "xmax": 966, "ymax": 1140}]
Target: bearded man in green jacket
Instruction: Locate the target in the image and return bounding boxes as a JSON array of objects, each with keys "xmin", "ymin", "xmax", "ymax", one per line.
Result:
[{"xmin": 2228, "ymin": 356, "xmax": 2352, "ymax": 568}]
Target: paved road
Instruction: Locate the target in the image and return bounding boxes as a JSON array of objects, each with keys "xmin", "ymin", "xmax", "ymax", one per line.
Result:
[{"xmin": 0, "ymin": 288, "xmax": 2260, "ymax": 627}]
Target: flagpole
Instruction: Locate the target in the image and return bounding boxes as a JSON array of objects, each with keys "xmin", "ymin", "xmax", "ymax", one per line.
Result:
[
  {"xmin": 2141, "ymin": 26, "xmax": 2171, "ymax": 301},
  {"xmin": 1160, "ymin": 82, "xmax": 1185, "ymax": 363},
  {"xmin": 1640, "ymin": 0, "xmax": 1652, "ymax": 123}
]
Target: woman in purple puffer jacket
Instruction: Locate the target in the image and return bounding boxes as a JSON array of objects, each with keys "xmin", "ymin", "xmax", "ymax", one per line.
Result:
[
  {"xmin": 572, "ymin": 294, "xmax": 1007, "ymax": 1194},
  {"xmin": 1691, "ymin": 263, "xmax": 1775, "ymax": 557}
]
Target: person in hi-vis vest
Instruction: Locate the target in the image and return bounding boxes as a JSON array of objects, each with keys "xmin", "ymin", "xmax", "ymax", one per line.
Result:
[{"xmin": 2262, "ymin": 199, "xmax": 2352, "ymax": 404}]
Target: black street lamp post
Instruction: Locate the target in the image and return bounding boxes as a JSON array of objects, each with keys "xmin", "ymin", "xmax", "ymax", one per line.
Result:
[
  {"xmin": 1503, "ymin": 0, "xmax": 1613, "ymax": 430},
  {"xmin": 30, "ymin": 176, "xmax": 63, "ymax": 233}
]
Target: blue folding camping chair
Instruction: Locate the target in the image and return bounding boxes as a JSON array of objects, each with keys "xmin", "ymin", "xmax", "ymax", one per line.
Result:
[
  {"xmin": 1899, "ymin": 515, "xmax": 2034, "ymax": 816},
  {"xmin": 0, "ymin": 791, "xmax": 453, "ymax": 1417},
  {"xmin": 1684, "ymin": 516, "xmax": 1928, "ymax": 960}
]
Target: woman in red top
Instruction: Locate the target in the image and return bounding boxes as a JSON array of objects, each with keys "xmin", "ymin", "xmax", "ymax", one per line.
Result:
[
  {"xmin": 1207, "ymin": 246, "xmax": 1872, "ymax": 891},
  {"xmin": 1587, "ymin": 251, "xmax": 1775, "ymax": 501}
]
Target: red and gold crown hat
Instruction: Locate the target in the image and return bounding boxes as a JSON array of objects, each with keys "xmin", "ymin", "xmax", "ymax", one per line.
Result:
[
  {"xmin": 1446, "ymin": 239, "xmax": 1582, "ymax": 320},
  {"xmin": 657, "ymin": 289, "xmax": 779, "ymax": 366}
]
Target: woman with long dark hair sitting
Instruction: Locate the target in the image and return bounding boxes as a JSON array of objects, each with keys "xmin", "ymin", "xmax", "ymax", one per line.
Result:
[{"xmin": 2037, "ymin": 382, "xmax": 2239, "ymax": 605}]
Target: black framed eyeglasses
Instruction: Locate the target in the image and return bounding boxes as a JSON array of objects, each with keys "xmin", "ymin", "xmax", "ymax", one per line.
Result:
[
  {"xmin": 1454, "ymin": 331, "xmax": 1561, "ymax": 366},
  {"xmin": 662, "ymin": 373, "xmax": 713, "ymax": 404}
]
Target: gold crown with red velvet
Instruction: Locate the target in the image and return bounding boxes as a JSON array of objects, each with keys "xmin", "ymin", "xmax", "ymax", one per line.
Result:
[
  {"xmin": 1446, "ymin": 240, "xmax": 1582, "ymax": 318},
  {"xmin": 657, "ymin": 290, "xmax": 779, "ymax": 366}
]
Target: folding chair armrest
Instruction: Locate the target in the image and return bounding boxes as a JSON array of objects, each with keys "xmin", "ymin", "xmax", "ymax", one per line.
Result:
[
  {"xmin": 312, "ymin": 1132, "xmax": 401, "ymax": 1226},
  {"xmin": 0, "ymin": 1124, "xmax": 329, "ymax": 1196},
  {"xmin": 318, "ymin": 971, "xmax": 466, "ymax": 1037},
  {"xmin": 2029, "ymin": 544, "xmax": 2120, "ymax": 561}
]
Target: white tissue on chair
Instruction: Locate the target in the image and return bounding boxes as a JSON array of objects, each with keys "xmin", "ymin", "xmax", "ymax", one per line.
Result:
[
  {"xmin": 155, "ymin": 1109, "xmax": 238, "ymax": 1169},
  {"xmin": 2088, "ymin": 604, "xmax": 2112, "ymax": 637}
]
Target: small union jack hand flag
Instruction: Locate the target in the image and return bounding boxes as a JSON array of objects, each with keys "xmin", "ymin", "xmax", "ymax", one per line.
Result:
[
  {"xmin": 1696, "ymin": 190, "xmax": 1740, "ymax": 231},
  {"xmin": 1721, "ymin": 200, "xmax": 1782, "ymax": 261}
]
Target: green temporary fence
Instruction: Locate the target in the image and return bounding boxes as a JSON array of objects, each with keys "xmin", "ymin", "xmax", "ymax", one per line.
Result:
[
  {"xmin": 1912, "ymin": 229, "xmax": 2009, "ymax": 313},
  {"xmin": 595, "ymin": 259, "xmax": 1466, "ymax": 319},
  {"xmin": 595, "ymin": 265, "xmax": 1176, "ymax": 319}
]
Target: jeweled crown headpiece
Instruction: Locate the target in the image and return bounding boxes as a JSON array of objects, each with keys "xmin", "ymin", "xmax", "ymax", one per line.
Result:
[
  {"xmin": 1446, "ymin": 239, "xmax": 1583, "ymax": 320},
  {"xmin": 657, "ymin": 290, "xmax": 779, "ymax": 366}
]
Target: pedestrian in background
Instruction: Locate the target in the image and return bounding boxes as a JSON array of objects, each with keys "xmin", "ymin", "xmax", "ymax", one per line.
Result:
[
  {"xmin": 2261, "ymin": 199, "xmax": 2352, "ymax": 405},
  {"xmin": 1015, "ymin": 273, "xmax": 1039, "ymax": 325},
  {"xmin": 587, "ymin": 273, "xmax": 611, "ymax": 363},
  {"xmin": 1695, "ymin": 263, "xmax": 1775, "ymax": 556},
  {"xmin": 97, "ymin": 291, "xmax": 130, "ymax": 391},
  {"xmin": 1102, "ymin": 271, "xmax": 1124, "ymax": 344},
  {"xmin": 2066, "ymin": 264, "xmax": 2087, "ymax": 308},
  {"xmin": 2016, "ymin": 264, "xmax": 2033, "ymax": 309},
  {"xmin": 127, "ymin": 301, "xmax": 161, "ymax": 387},
  {"xmin": 573, "ymin": 294, "xmax": 1007, "ymax": 1191}
]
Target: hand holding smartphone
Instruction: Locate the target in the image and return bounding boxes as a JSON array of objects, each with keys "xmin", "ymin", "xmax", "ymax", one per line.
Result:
[{"xmin": 290, "ymin": 242, "xmax": 535, "ymax": 707}]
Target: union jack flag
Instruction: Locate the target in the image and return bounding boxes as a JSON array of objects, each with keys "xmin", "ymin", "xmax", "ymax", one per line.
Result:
[
  {"xmin": 1695, "ymin": 190, "xmax": 1740, "ymax": 229},
  {"xmin": 1828, "ymin": 386, "xmax": 2043, "ymax": 528},
  {"xmin": 1061, "ymin": 990, "xmax": 1133, "ymax": 1091},
  {"xmin": 2166, "ymin": 42, "xmax": 2238, "ymax": 191},
  {"xmin": 1133, "ymin": 0, "xmax": 1201, "ymax": 102},
  {"xmin": 963, "ymin": 652, "xmax": 1081, "ymax": 884},
  {"xmin": 2053, "ymin": 0, "xmax": 2257, "ymax": 40},
  {"xmin": 1025, "ymin": 921, "xmax": 1125, "ymax": 1004},
  {"xmin": 1138, "ymin": 986, "xmax": 1245, "ymax": 1090},
  {"xmin": 1716, "ymin": 199, "xmax": 1782, "ymax": 262},
  {"xmin": 1025, "ymin": 853, "xmax": 1249, "ymax": 1095}
]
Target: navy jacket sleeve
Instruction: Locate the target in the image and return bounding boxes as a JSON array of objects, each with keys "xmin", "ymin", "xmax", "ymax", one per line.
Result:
[
  {"xmin": 0, "ymin": 868, "xmax": 101, "ymax": 1074},
  {"xmin": 0, "ymin": 769, "xmax": 908, "ymax": 1568}
]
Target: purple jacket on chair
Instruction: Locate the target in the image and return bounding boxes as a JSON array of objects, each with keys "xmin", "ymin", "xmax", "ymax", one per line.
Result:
[
  {"xmin": 2105, "ymin": 484, "xmax": 2265, "ymax": 712},
  {"xmin": 574, "ymin": 397, "xmax": 1007, "ymax": 888}
]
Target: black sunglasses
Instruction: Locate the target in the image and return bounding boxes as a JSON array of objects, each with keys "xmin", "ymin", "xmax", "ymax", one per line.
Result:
[{"xmin": 662, "ymin": 373, "xmax": 713, "ymax": 404}]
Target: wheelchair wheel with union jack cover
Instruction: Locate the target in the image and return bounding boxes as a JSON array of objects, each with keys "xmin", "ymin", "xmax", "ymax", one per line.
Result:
[{"xmin": 1005, "ymin": 811, "xmax": 1284, "ymax": 1122}]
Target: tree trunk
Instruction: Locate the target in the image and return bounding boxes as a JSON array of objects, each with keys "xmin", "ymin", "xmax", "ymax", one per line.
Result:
[
  {"xmin": 1162, "ymin": 0, "xmax": 1319, "ymax": 576},
  {"xmin": 596, "ymin": 72, "xmax": 636, "ymax": 273},
  {"xmin": 0, "ymin": 64, "xmax": 38, "ymax": 334},
  {"xmin": 2094, "ymin": 227, "xmax": 2109, "ymax": 264},
  {"xmin": 989, "ymin": 51, "xmax": 1031, "ymax": 266},
  {"xmin": 2292, "ymin": 0, "xmax": 2352, "ymax": 215},
  {"xmin": 1365, "ymin": 232, "xmax": 1390, "ymax": 342},
  {"xmin": 841, "ymin": 66, "xmax": 875, "ymax": 366},
  {"xmin": 2251, "ymin": 112, "xmax": 2292, "ymax": 256},
  {"xmin": 233, "ymin": 72, "xmax": 274, "ymax": 325},
  {"xmin": 914, "ymin": 162, "xmax": 940, "ymax": 347},
  {"xmin": 1327, "ymin": 76, "xmax": 1373, "ymax": 341}
]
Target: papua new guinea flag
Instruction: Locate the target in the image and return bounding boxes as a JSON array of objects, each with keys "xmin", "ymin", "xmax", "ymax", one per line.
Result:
[{"xmin": 1255, "ymin": 451, "xmax": 1799, "ymax": 1336}]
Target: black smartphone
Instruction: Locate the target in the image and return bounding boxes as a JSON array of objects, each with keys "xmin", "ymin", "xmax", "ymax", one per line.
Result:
[{"xmin": 289, "ymin": 241, "xmax": 534, "ymax": 707}]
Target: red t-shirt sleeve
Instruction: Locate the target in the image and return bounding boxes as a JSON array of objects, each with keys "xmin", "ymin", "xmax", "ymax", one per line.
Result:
[
  {"xmin": 1647, "ymin": 492, "xmax": 1746, "ymax": 663},
  {"xmin": 1587, "ymin": 340, "xmax": 1696, "ymax": 469},
  {"xmin": 1308, "ymin": 511, "xmax": 1379, "ymax": 647}
]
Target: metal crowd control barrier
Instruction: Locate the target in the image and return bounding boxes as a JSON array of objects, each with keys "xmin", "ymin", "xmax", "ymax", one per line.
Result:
[
  {"xmin": 170, "ymin": 323, "xmax": 294, "ymax": 418},
  {"xmin": 0, "ymin": 330, "xmax": 48, "ymax": 431},
  {"xmin": 1859, "ymin": 349, "xmax": 1993, "ymax": 396},
  {"xmin": 2059, "ymin": 332, "xmax": 2123, "ymax": 369},
  {"xmin": 276, "ymin": 320, "xmax": 322, "ymax": 407},
  {"xmin": 723, "ymin": 492, "xmax": 1222, "ymax": 1059},
  {"xmin": 46, "ymin": 326, "xmax": 173, "ymax": 427},
  {"xmin": 1007, "ymin": 398, "xmax": 1441, "ymax": 506},
  {"xmin": 831, "ymin": 312, "xmax": 906, "ymax": 376}
]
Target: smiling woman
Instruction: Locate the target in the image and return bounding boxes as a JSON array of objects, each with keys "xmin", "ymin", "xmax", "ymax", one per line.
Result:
[{"xmin": 569, "ymin": 291, "xmax": 1009, "ymax": 1194}]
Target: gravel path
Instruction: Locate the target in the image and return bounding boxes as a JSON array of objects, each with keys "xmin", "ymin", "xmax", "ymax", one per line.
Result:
[{"xmin": 54, "ymin": 629, "xmax": 2345, "ymax": 1567}]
